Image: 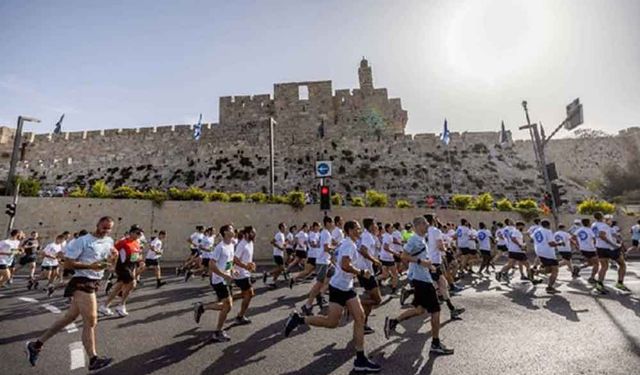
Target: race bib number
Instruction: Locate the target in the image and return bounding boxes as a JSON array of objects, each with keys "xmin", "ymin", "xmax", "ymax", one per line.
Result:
[{"xmin": 130, "ymin": 253, "xmax": 140, "ymax": 262}]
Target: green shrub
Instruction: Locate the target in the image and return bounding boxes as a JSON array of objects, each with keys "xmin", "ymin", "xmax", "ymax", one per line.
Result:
[
  {"xmin": 287, "ymin": 191, "xmax": 306, "ymax": 210},
  {"xmin": 331, "ymin": 193, "xmax": 343, "ymax": 206},
  {"xmin": 184, "ymin": 186, "xmax": 207, "ymax": 201},
  {"xmin": 514, "ymin": 198, "xmax": 538, "ymax": 210},
  {"xmin": 208, "ymin": 191, "xmax": 230, "ymax": 202},
  {"xmin": 451, "ymin": 194, "xmax": 473, "ymax": 210},
  {"xmin": 351, "ymin": 196, "xmax": 365, "ymax": 207},
  {"xmin": 395, "ymin": 199, "xmax": 412, "ymax": 208},
  {"xmin": 471, "ymin": 193, "xmax": 494, "ymax": 211},
  {"xmin": 269, "ymin": 195, "xmax": 288, "ymax": 204},
  {"xmin": 249, "ymin": 192, "xmax": 268, "ymax": 203},
  {"xmin": 167, "ymin": 187, "xmax": 185, "ymax": 200},
  {"xmin": 89, "ymin": 180, "xmax": 111, "ymax": 198},
  {"xmin": 68, "ymin": 186, "xmax": 88, "ymax": 198},
  {"xmin": 229, "ymin": 193, "xmax": 246, "ymax": 202},
  {"xmin": 141, "ymin": 189, "xmax": 168, "ymax": 206},
  {"xmin": 365, "ymin": 190, "xmax": 388, "ymax": 207},
  {"xmin": 577, "ymin": 199, "xmax": 616, "ymax": 215},
  {"xmin": 112, "ymin": 185, "xmax": 142, "ymax": 199},
  {"xmin": 15, "ymin": 177, "xmax": 41, "ymax": 197},
  {"xmin": 514, "ymin": 198, "xmax": 541, "ymax": 221},
  {"xmin": 496, "ymin": 198, "xmax": 514, "ymax": 211}
]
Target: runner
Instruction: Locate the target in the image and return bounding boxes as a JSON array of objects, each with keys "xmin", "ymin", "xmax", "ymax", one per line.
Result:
[
  {"xmin": 26, "ymin": 216, "xmax": 116, "ymax": 371},
  {"xmin": 572, "ymin": 218, "xmax": 599, "ymax": 283},
  {"xmin": 99, "ymin": 225, "xmax": 144, "ymax": 317},
  {"xmin": 19, "ymin": 231, "xmax": 40, "ymax": 290},
  {"xmin": 186, "ymin": 227, "xmax": 215, "ymax": 282},
  {"xmin": 37, "ymin": 234, "xmax": 65, "ymax": 297},
  {"xmin": 491, "ymin": 222, "xmax": 508, "ymax": 265},
  {"xmin": 476, "ymin": 222, "xmax": 494, "ymax": 275},
  {"xmin": 383, "ymin": 216, "xmax": 454, "ymax": 356},
  {"xmin": 592, "ymin": 212, "xmax": 630, "ymax": 293},
  {"xmin": 264, "ymin": 223, "xmax": 288, "ymax": 288},
  {"xmin": 284, "ymin": 220, "xmax": 381, "ymax": 373},
  {"xmin": 496, "ymin": 220, "xmax": 540, "ymax": 284},
  {"xmin": 554, "ymin": 224, "xmax": 575, "ymax": 276},
  {"xmin": 232, "ymin": 226, "xmax": 257, "ymax": 325},
  {"xmin": 285, "ymin": 225, "xmax": 297, "ymax": 266},
  {"xmin": 300, "ymin": 216, "xmax": 335, "ymax": 316},
  {"xmin": 455, "ymin": 219, "xmax": 476, "ymax": 275},
  {"xmin": 356, "ymin": 218, "xmax": 382, "ymax": 334},
  {"xmin": 290, "ymin": 222, "xmax": 320, "ymax": 288},
  {"xmin": 286, "ymin": 223, "xmax": 308, "ymax": 273},
  {"xmin": 0, "ymin": 229, "xmax": 23, "ymax": 288},
  {"xmin": 379, "ymin": 223, "xmax": 399, "ymax": 296},
  {"xmin": 194, "ymin": 224, "xmax": 236, "ymax": 342},
  {"xmin": 141, "ymin": 231, "xmax": 167, "ymax": 288},
  {"xmin": 177, "ymin": 225, "xmax": 205, "ymax": 276},
  {"xmin": 630, "ymin": 220, "xmax": 640, "ymax": 253},
  {"xmin": 532, "ymin": 220, "xmax": 562, "ymax": 294}
]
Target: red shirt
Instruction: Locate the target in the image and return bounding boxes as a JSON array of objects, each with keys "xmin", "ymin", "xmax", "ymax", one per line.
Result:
[{"xmin": 115, "ymin": 238, "xmax": 141, "ymax": 264}]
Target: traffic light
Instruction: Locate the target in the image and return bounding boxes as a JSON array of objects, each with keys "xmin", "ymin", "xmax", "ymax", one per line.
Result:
[
  {"xmin": 5, "ymin": 203, "xmax": 16, "ymax": 217},
  {"xmin": 320, "ymin": 185, "xmax": 331, "ymax": 211},
  {"xmin": 551, "ymin": 182, "xmax": 568, "ymax": 207}
]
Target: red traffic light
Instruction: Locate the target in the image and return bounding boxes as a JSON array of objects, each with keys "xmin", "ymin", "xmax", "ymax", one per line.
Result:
[{"xmin": 320, "ymin": 186, "xmax": 330, "ymax": 195}]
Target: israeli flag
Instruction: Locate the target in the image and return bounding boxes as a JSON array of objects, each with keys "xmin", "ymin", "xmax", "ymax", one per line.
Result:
[
  {"xmin": 440, "ymin": 118, "xmax": 450, "ymax": 145},
  {"xmin": 193, "ymin": 113, "xmax": 202, "ymax": 141},
  {"xmin": 54, "ymin": 114, "xmax": 65, "ymax": 134}
]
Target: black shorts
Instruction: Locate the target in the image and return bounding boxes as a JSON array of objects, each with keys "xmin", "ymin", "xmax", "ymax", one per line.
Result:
[
  {"xmin": 581, "ymin": 250, "xmax": 597, "ymax": 259},
  {"xmin": 480, "ymin": 250, "xmax": 492, "ymax": 257},
  {"xmin": 116, "ymin": 264, "xmax": 136, "ymax": 283},
  {"xmin": 306, "ymin": 257, "xmax": 316, "ymax": 266},
  {"xmin": 539, "ymin": 257, "xmax": 559, "ymax": 267},
  {"xmin": 393, "ymin": 255, "xmax": 402, "ymax": 263},
  {"xmin": 381, "ymin": 260, "xmax": 395, "ymax": 267},
  {"xmin": 19, "ymin": 255, "xmax": 37, "ymax": 266},
  {"xmin": 559, "ymin": 252, "xmax": 572, "ymax": 261},
  {"xmin": 445, "ymin": 251, "xmax": 455, "ymax": 264},
  {"xmin": 190, "ymin": 248, "xmax": 200, "ymax": 256},
  {"xmin": 234, "ymin": 277, "xmax": 252, "ymax": 291},
  {"xmin": 460, "ymin": 247, "xmax": 477, "ymax": 256},
  {"xmin": 597, "ymin": 247, "xmax": 620, "ymax": 260},
  {"xmin": 211, "ymin": 281, "xmax": 231, "ymax": 300},
  {"xmin": 508, "ymin": 252, "xmax": 527, "ymax": 261},
  {"xmin": 328, "ymin": 285, "xmax": 357, "ymax": 306},
  {"xmin": 145, "ymin": 259, "xmax": 159, "ymax": 267},
  {"xmin": 429, "ymin": 263, "xmax": 444, "ymax": 281},
  {"xmin": 357, "ymin": 274, "xmax": 378, "ymax": 291},
  {"xmin": 410, "ymin": 279, "xmax": 440, "ymax": 313},
  {"xmin": 201, "ymin": 258, "xmax": 210, "ymax": 268},
  {"xmin": 295, "ymin": 250, "xmax": 308, "ymax": 259},
  {"xmin": 41, "ymin": 265, "xmax": 59, "ymax": 271},
  {"xmin": 64, "ymin": 277, "xmax": 100, "ymax": 297},
  {"xmin": 0, "ymin": 264, "xmax": 8, "ymax": 270},
  {"xmin": 285, "ymin": 248, "xmax": 294, "ymax": 256},
  {"xmin": 273, "ymin": 255, "xmax": 284, "ymax": 266},
  {"xmin": 632, "ymin": 239, "xmax": 638, "ymax": 246},
  {"xmin": 497, "ymin": 244, "xmax": 508, "ymax": 252}
]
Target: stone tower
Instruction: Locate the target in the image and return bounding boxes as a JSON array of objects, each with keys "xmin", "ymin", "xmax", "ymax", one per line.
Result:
[{"xmin": 358, "ymin": 57, "xmax": 374, "ymax": 91}]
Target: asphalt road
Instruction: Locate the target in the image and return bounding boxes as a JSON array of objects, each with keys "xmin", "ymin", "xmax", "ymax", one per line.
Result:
[{"xmin": 1, "ymin": 262, "xmax": 640, "ymax": 375}]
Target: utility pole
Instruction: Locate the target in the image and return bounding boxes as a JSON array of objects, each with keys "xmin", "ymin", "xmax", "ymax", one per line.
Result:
[
  {"xmin": 6, "ymin": 116, "xmax": 40, "ymax": 196},
  {"xmin": 6, "ymin": 182, "xmax": 20, "ymax": 237},
  {"xmin": 269, "ymin": 117, "xmax": 276, "ymax": 198}
]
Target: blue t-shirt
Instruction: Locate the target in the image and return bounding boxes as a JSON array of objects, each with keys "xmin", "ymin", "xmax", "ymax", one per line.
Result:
[
  {"xmin": 403, "ymin": 233, "xmax": 433, "ymax": 284},
  {"xmin": 65, "ymin": 234, "xmax": 114, "ymax": 280}
]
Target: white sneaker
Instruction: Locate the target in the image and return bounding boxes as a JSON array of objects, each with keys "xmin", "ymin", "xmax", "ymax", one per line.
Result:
[
  {"xmin": 115, "ymin": 305, "xmax": 128, "ymax": 317},
  {"xmin": 98, "ymin": 305, "xmax": 114, "ymax": 316}
]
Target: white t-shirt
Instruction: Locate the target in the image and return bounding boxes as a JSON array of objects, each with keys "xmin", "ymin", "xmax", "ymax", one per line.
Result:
[
  {"xmin": 496, "ymin": 228, "xmax": 506, "ymax": 246},
  {"xmin": 210, "ymin": 241, "xmax": 235, "ymax": 285},
  {"xmin": 190, "ymin": 231, "xmax": 203, "ymax": 249},
  {"xmin": 200, "ymin": 235, "xmax": 216, "ymax": 259},
  {"xmin": 477, "ymin": 229, "xmax": 492, "ymax": 251},
  {"xmin": 592, "ymin": 222, "xmax": 614, "ymax": 249},
  {"xmin": 427, "ymin": 226, "xmax": 444, "ymax": 264},
  {"xmin": 527, "ymin": 225, "xmax": 540, "ymax": 239},
  {"xmin": 380, "ymin": 232, "xmax": 395, "ymax": 262},
  {"xmin": 307, "ymin": 231, "xmax": 320, "ymax": 259},
  {"xmin": 631, "ymin": 224, "xmax": 640, "ymax": 241},
  {"xmin": 468, "ymin": 229, "xmax": 478, "ymax": 249},
  {"xmin": 456, "ymin": 225, "xmax": 471, "ymax": 248},
  {"xmin": 317, "ymin": 228, "xmax": 333, "ymax": 265},
  {"xmin": 0, "ymin": 239, "xmax": 21, "ymax": 265},
  {"xmin": 273, "ymin": 231, "xmax": 285, "ymax": 257},
  {"xmin": 332, "ymin": 227, "xmax": 344, "ymax": 245},
  {"xmin": 329, "ymin": 237, "xmax": 356, "ymax": 291},
  {"xmin": 575, "ymin": 226, "xmax": 596, "ymax": 251},
  {"xmin": 504, "ymin": 226, "xmax": 524, "ymax": 253},
  {"xmin": 145, "ymin": 238, "xmax": 163, "ymax": 260},
  {"xmin": 554, "ymin": 231, "xmax": 572, "ymax": 253},
  {"xmin": 41, "ymin": 242, "xmax": 63, "ymax": 266},
  {"xmin": 296, "ymin": 231, "xmax": 308, "ymax": 252},
  {"xmin": 286, "ymin": 232, "xmax": 294, "ymax": 249},
  {"xmin": 356, "ymin": 230, "xmax": 375, "ymax": 272},
  {"xmin": 533, "ymin": 228, "xmax": 555, "ymax": 259},
  {"xmin": 233, "ymin": 239, "xmax": 254, "ymax": 280}
]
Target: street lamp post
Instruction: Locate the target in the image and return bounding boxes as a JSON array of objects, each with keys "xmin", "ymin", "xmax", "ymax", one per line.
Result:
[
  {"xmin": 6, "ymin": 116, "xmax": 41, "ymax": 196},
  {"xmin": 269, "ymin": 117, "xmax": 276, "ymax": 198}
]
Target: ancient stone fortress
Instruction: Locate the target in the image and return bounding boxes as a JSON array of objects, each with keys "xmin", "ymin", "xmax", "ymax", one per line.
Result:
[{"xmin": 0, "ymin": 59, "xmax": 638, "ymax": 204}]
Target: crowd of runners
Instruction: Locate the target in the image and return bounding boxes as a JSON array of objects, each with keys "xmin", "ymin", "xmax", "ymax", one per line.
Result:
[{"xmin": 0, "ymin": 212, "xmax": 634, "ymax": 372}]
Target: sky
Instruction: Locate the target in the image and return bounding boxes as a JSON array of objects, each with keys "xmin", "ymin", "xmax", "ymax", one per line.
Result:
[{"xmin": 1, "ymin": 0, "xmax": 639, "ymax": 139}]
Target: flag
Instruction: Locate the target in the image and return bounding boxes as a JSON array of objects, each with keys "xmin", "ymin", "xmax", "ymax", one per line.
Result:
[
  {"xmin": 54, "ymin": 114, "xmax": 64, "ymax": 134},
  {"xmin": 499, "ymin": 120, "xmax": 509, "ymax": 144},
  {"xmin": 193, "ymin": 113, "xmax": 202, "ymax": 141},
  {"xmin": 439, "ymin": 118, "xmax": 450, "ymax": 145}
]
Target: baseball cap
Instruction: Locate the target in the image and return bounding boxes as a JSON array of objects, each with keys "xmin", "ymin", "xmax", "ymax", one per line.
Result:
[{"xmin": 129, "ymin": 224, "xmax": 144, "ymax": 233}]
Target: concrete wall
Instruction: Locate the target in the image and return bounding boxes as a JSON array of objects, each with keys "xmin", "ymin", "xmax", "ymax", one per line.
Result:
[{"xmin": 1, "ymin": 197, "xmax": 636, "ymax": 263}]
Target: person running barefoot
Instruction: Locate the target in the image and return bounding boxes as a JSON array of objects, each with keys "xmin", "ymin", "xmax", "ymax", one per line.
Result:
[
  {"xmin": 26, "ymin": 217, "xmax": 116, "ymax": 371},
  {"xmin": 194, "ymin": 224, "xmax": 236, "ymax": 342},
  {"xmin": 284, "ymin": 220, "xmax": 381, "ymax": 373},
  {"xmin": 383, "ymin": 216, "xmax": 454, "ymax": 356}
]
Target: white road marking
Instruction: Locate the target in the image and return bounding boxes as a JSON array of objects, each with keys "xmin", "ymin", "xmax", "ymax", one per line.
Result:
[
  {"xmin": 69, "ymin": 341, "xmax": 85, "ymax": 370},
  {"xmin": 18, "ymin": 297, "xmax": 38, "ymax": 303},
  {"xmin": 65, "ymin": 323, "xmax": 78, "ymax": 333},
  {"xmin": 42, "ymin": 304, "xmax": 61, "ymax": 313}
]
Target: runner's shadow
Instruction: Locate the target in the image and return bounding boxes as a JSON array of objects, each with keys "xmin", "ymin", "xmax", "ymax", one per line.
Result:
[
  {"xmin": 99, "ymin": 328, "xmax": 209, "ymax": 375},
  {"xmin": 502, "ymin": 286, "xmax": 543, "ymax": 311},
  {"xmin": 116, "ymin": 306, "xmax": 194, "ymax": 328},
  {"xmin": 543, "ymin": 295, "xmax": 588, "ymax": 322}
]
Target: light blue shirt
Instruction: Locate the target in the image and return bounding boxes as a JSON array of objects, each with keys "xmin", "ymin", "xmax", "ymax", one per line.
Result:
[
  {"xmin": 404, "ymin": 233, "xmax": 433, "ymax": 284},
  {"xmin": 65, "ymin": 234, "xmax": 114, "ymax": 280}
]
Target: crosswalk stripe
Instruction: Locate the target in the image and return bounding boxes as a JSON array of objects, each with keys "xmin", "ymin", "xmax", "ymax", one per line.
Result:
[
  {"xmin": 69, "ymin": 341, "xmax": 85, "ymax": 370},
  {"xmin": 42, "ymin": 304, "xmax": 61, "ymax": 313},
  {"xmin": 18, "ymin": 297, "xmax": 38, "ymax": 303}
]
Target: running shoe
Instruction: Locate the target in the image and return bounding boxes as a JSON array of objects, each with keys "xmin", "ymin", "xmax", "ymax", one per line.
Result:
[
  {"xmin": 104, "ymin": 281, "xmax": 113, "ymax": 295},
  {"xmin": 33, "ymin": 280, "xmax": 39, "ymax": 290},
  {"xmin": 27, "ymin": 279, "xmax": 33, "ymax": 290},
  {"xmin": 115, "ymin": 305, "xmax": 128, "ymax": 317},
  {"xmin": 175, "ymin": 267, "xmax": 181, "ymax": 277},
  {"xmin": 572, "ymin": 266, "xmax": 581, "ymax": 278},
  {"xmin": 211, "ymin": 330, "xmax": 231, "ymax": 342},
  {"xmin": 594, "ymin": 283, "xmax": 607, "ymax": 294},
  {"xmin": 235, "ymin": 316, "xmax": 251, "ymax": 325},
  {"xmin": 316, "ymin": 295, "xmax": 326, "ymax": 308},
  {"xmin": 263, "ymin": 272, "xmax": 268, "ymax": 284},
  {"xmin": 546, "ymin": 286, "xmax": 560, "ymax": 294},
  {"xmin": 450, "ymin": 307, "xmax": 465, "ymax": 320},
  {"xmin": 289, "ymin": 278, "xmax": 294, "ymax": 289},
  {"xmin": 383, "ymin": 317, "xmax": 397, "ymax": 340},
  {"xmin": 284, "ymin": 312, "xmax": 303, "ymax": 337},
  {"xmin": 614, "ymin": 282, "xmax": 631, "ymax": 292},
  {"xmin": 194, "ymin": 302, "xmax": 205, "ymax": 324},
  {"xmin": 88, "ymin": 356, "xmax": 113, "ymax": 372},
  {"xmin": 587, "ymin": 277, "xmax": 597, "ymax": 284},
  {"xmin": 98, "ymin": 305, "xmax": 114, "ymax": 316},
  {"xmin": 495, "ymin": 272, "xmax": 502, "ymax": 282},
  {"xmin": 353, "ymin": 356, "xmax": 381, "ymax": 372},
  {"xmin": 25, "ymin": 341, "xmax": 40, "ymax": 366},
  {"xmin": 184, "ymin": 270, "xmax": 193, "ymax": 282},
  {"xmin": 430, "ymin": 341, "xmax": 454, "ymax": 355},
  {"xmin": 47, "ymin": 285, "xmax": 55, "ymax": 298},
  {"xmin": 301, "ymin": 304, "xmax": 313, "ymax": 316},
  {"xmin": 363, "ymin": 325, "xmax": 375, "ymax": 335}
]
